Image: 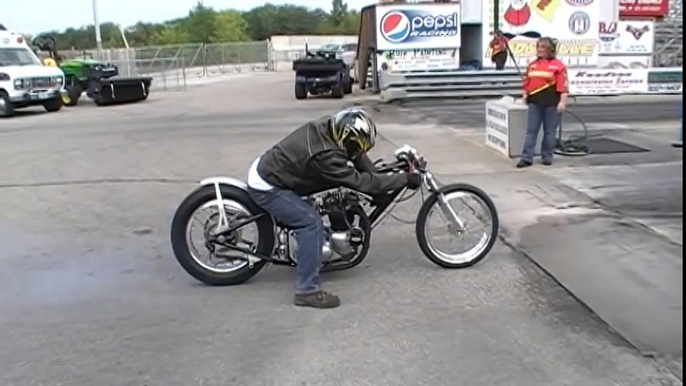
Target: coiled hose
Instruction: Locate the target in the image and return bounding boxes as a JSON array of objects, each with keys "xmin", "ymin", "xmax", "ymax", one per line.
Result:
[{"xmin": 554, "ymin": 107, "xmax": 601, "ymax": 157}]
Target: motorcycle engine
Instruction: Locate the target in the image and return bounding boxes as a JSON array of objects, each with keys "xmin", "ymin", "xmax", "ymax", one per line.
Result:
[{"xmin": 282, "ymin": 188, "xmax": 365, "ymax": 264}]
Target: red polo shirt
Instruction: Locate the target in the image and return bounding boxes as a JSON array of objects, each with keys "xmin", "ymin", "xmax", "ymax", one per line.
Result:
[{"xmin": 523, "ymin": 57, "xmax": 569, "ymax": 106}]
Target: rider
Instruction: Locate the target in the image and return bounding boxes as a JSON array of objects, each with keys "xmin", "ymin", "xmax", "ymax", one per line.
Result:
[{"xmin": 247, "ymin": 107, "xmax": 421, "ymax": 309}]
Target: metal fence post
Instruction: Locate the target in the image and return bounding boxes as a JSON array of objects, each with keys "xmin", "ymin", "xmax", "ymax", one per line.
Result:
[
  {"xmin": 202, "ymin": 43, "xmax": 208, "ymax": 77},
  {"xmin": 181, "ymin": 57, "xmax": 187, "ymax": 91},
  {"xmin": 162, "ymin": 58, "xmax": 168, "ymax": 91}
]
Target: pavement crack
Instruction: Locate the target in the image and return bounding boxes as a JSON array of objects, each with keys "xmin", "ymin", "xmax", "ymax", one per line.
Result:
[
  {"xmin": 588, "ymin": 184, "xmax": 629, "ymax": 190},
  {"xmin": 0, "ymin": 178, "xmax": 197, "ymax": 189}
]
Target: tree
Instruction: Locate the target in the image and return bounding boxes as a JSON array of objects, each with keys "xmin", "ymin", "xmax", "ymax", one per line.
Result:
[
  {"xmin": 184, "ymin": 2, "xmax": 219, "ymax": 43},
  {"xmin": 331, "ymin": 0, "xmax": 349, "ymax": 27},
  {"xmin": 155, "ymin": 25, "xmax": 191, "ymax": 45},
  {"xmin": 215, "ymin": 10, "xmax": 250, "ymax": 42},
  {"xmin": 127, "ymin": 22, "xmax": 165, "ymax": 46},
  {"xmin": 243, "ymin": 4, "xmax": 330, "ymax": 40},
  {"xmin": 243, "ymin": 4, "xmax": 281, "ymax": 41},
  {"xmin": 33, "ymin": 2, "xmax": 362, "ymax": 48}
]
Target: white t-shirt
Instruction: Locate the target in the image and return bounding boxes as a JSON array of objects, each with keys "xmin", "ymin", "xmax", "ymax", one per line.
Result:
[{"xmin": 247, "ymin": 157, "xmax": 274, "ymax": 191}]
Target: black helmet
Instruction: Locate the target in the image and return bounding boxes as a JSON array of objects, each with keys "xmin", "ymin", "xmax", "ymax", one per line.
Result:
[{"xmin": 330, "ymin": 107, "xmax": 377, "ymax": 157}]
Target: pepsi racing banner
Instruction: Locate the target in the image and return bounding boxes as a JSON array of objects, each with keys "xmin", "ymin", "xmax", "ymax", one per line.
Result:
[{"xmin": 376, "ymin": 4, "xmax": 462, "ymax": 51}]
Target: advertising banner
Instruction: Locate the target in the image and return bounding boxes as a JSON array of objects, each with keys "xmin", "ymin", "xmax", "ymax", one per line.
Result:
[
  {"xmin": 376, "ymin": 4, "xmax": 462, "ymax": 51},
  {"xmin": 598, "ymin": 21, "xmax": 655, "ymax": 55},
  {"xmin": 646, "ymin": 69, "xmax": 683, "ymax": 94},
  {"xmin": 482, "ymin": 0, "xmax": 600, "ymax": 68},
  {"xmin": 568, "ymin": 69, "xmax": 648, "ymax": 95},
  {"xmin": 377, "ymin": 49, "xmax": 461, "ymax": 72},
  {"xmin": 619, "ymin": 0, "xmax": 669, "ymax": 18}
]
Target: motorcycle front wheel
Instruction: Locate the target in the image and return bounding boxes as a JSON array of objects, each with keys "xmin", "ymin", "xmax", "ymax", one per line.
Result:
[
  {"xmin": 170, "ymin": 185, "xmax": 275, "ymax": 286},
  {"xmin": 415, "ymin": 183, "xmax": 499, "ymax": 269}
]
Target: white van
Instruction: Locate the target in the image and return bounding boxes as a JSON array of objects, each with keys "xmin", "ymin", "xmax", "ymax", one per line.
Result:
[{"xmin": 0, "ymin": 29, "xmax": 65, "ymax": 117}]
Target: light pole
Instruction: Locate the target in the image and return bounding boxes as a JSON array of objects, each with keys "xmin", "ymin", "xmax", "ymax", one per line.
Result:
[{"xmin": 92, "ymin": 0, "xmax": 103, "ymax": 54}]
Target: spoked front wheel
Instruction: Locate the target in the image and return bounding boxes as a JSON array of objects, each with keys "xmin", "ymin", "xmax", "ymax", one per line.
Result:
[{"xmin": 416, "ymin": 183, "xmax": 499, "ymax": 269}]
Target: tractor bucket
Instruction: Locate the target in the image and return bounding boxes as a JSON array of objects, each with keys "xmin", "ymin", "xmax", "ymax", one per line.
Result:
[{"xmin": 94, "ymin": 77, "xmax": 153, "ymax": 106}]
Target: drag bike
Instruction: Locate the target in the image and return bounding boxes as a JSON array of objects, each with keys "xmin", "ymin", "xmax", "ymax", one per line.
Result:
[{"xmin": 170, "ymin": 145, "xmax": 499, "ymax": 286}]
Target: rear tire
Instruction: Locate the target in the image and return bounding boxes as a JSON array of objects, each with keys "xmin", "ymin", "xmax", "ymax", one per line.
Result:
[
  {"xmin": 93, "ymin": 92, "xmax": 105, "ymax": 106},
  {"xmin": 170, "ymin": 184, "xmax": 275, "ymax": 286},
  {"xmin": 415, "ymin": 183, "xmax": 499, "ymax": 269},
  {"xmin": 43, "ymin": 96, "xmax": 63, "ymax": 112},
  {"xmin": 0, "ymin": 91, "xmax": 14, "ymax": 118},
  {"xmin": 331, "ymin": 82, "xmax": 344, "ymax": 98},
  {"xmin": 295, "ymin": 83, "xmax": 307, "ymax": 99},
  {"xmin": 343, "ymin": 79, "xmax": 353, "ymax": 94}
]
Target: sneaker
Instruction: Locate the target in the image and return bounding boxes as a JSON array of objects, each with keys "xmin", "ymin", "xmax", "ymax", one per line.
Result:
[
  {"xmin": 293, "ymin": 290, "xmax": 341, "ymax": 309},
  {"xmin": 542, "ymin": 159, "xmax": 553, "ymax": 166},
  {"xmin": 516, "ymin": 160, "xmax": 533, "ymax": 168}
]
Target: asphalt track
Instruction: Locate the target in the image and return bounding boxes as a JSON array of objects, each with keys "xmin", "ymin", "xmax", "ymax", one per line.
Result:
[{"xmin": 0, "ymin": 72, "xmax": 682, "ymax": 386}]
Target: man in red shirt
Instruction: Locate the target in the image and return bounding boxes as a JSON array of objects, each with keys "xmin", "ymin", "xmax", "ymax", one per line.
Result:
[
  {"xmin": 517, "ymin": 37, "xmax": 569, "ymax": 168},
  {"xmin": 489, "ymin": 30, "xmax": 509, "ymax": 70}
]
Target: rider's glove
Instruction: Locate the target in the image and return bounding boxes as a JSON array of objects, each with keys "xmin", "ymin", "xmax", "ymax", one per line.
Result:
[{"xmin": 406, "ymin": 173, "xmax": 421, "ymax": 190}]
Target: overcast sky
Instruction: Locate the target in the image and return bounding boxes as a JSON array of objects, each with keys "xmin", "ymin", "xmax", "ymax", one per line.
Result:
[{"xmin": 5, "ymin": 0, "xmax": 375, "ymax": 34}]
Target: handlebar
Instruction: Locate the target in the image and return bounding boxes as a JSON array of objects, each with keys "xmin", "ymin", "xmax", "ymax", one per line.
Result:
[
  {"xmin": 376, "ymin": 159, "xmax": 407, "ymax": 174},
  {"xmin": 375, "ymin": 145, "xmax": 427, "ymax": 174}
]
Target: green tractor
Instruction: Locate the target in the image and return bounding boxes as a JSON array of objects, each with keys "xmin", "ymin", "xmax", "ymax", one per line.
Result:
[{"xmin": 32, "ymin": 36, "xmax": 153, "ymax": 107}]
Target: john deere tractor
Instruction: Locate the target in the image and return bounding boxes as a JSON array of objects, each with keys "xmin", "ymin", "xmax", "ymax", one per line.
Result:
[{"xmin": 32, "ymin": 36, "xmax": 153, "ymax": 107}]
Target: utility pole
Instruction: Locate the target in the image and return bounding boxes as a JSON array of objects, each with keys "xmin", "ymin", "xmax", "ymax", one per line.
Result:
[{"xmin": 92, "ymin": 0, "xmax": 103, "ymax": 54}]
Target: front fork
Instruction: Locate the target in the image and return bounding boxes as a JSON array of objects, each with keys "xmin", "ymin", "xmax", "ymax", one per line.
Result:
[{"xmin": 423, "ymin": 172, "xmax": 466, "ymax": 232}]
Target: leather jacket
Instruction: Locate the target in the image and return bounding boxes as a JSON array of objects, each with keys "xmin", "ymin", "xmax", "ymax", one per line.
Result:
[{"xmin": 256, "ymin": 116, "xmax": 408, "ymax": 197}]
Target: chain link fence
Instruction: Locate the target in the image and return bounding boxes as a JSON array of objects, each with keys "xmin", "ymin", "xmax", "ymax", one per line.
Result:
[
  {"xmin": 65, "ymin": 41, "xmax": 271, "ymax": 75},
  {"xmin": 59, "ymin": 49, "xmax": 189, "ymax": 91},
  {"xmin": 60, "ymin": 41, "xmax": 273, "ymax": 91}
]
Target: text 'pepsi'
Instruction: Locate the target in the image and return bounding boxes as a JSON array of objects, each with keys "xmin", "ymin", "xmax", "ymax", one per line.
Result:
[{"xmin": 410, "ymin": 13, "xmax": 459, "ymax": 35}]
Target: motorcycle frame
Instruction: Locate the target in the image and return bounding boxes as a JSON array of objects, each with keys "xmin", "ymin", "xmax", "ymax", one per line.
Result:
[{"xmin": 201, "ymin": 176, "xmax": 407, "ymax": 264}]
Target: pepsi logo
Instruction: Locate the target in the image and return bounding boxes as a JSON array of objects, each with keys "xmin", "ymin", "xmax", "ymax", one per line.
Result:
[
  {"xmin": 378, "ymin": 9, "xmax": 459, "ymax": 44},
  {"xmin": 380, "ymin": 11, "xmax": 411, "ymax": 43},
  {"xmin": 565, "ymin": 0, "xmax": 594, "ymax": 6}
]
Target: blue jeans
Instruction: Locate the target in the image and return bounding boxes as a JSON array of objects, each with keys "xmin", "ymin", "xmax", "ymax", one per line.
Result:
[
  {"xmin": 521, "ymin": 103, "xmax": 560, "ymax": 163},
  {"xmin": 248, "ymin": 187, "xmax": 323, "ymax": 295}
]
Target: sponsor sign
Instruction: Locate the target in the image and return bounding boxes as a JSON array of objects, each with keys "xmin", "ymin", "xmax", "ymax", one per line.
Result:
[
  {"xmin": 378, "ymin": 49, "xmax": 461, "ymax": 72},
  {"xmin": 485, "ymin": 102, "xmax": 510, "ymax": 156},
  {"xmin": 568, "ymin": 69, "xmax": 647, "ymax": 95},
  {"xmin": 568, "ymin": 11, "xmax": 592, "ymax": 35},
  {"xmin": 376, "ymin": 4, "xmax": 461, "ymax": 51},
  {"xmin": 482, "ymin": 0, "xmax": 600, "ymax": 68},
  {"xmin": 646, "ymin": 70, "xmax": 683, "ymax": 93},
  {"xmin": 619, "ymin": 0, "xmax": 669, "ymax": 18},
  {"xmin": 598, "ymin": 21, "xmax": 654, "ymax": 55}
]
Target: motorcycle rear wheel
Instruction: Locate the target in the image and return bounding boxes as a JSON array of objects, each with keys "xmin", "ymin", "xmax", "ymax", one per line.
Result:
[
  {"xmin": 415, "ymin": 183, "xmax": 499, "ymax": 269},
  {"xmin": 170, "ymin": 185, "xmax": 275, "ymax": 286}
]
